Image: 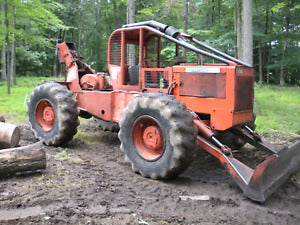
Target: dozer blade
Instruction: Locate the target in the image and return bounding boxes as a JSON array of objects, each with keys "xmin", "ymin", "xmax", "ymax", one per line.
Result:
[
  {"xmin": 244, "ymin": 140, "xmax": 300, "ymax": 202},
  {"xmin": 197, "ymin": 136, "xmax": 300, "ymax": 202}
]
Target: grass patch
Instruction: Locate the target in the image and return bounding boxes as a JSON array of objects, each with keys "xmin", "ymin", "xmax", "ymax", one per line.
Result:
[
  {"xmin": 75, "ymin": 130, "xmax": 102, "ymax": 143},
  {"xmin": 0, "ymin": 76, "xmax": 63, "ymax": 122},
  {"xmin": 55, "ymin": 150, "xmax": 69, "ymax": 159},
  {"xmin": 55, "ymin": 150, "xmax": 77, "ymax": 159},
  {"xmin": 254, "ymin": 85, "xmax": 300, "ymax": 135}
]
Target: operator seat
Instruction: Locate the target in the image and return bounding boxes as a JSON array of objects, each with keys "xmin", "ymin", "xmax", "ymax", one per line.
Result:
[{"xmin": 128, "ymin": 65, "xmax": 139, "ymax": 85}]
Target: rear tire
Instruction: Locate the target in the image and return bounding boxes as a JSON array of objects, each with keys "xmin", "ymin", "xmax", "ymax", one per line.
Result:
[
  {"xmin": 118, "ymin": 92, "xmax": 197, "ymax": 179},
  {"xmin": 27, "ymin": 82, "xmax": 79, "ymax": 146}
]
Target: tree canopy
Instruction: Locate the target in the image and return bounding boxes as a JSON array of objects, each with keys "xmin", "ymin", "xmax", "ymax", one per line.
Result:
[{"xmin": 1, "ymin": 0, "xmax": 299, "ymax": 86}]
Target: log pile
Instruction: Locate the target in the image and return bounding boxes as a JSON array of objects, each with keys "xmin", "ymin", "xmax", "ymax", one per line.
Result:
[
  {"xmin": 0, "ymin": 142, "xmax": 46, "ymax": 177},
  {"xmin": 0, "ymin": 119, "xmax": 46, "ymax": 177},
  {"xmin": 0, "ymin": 122, "xmax": 20, "ymax": 149}
]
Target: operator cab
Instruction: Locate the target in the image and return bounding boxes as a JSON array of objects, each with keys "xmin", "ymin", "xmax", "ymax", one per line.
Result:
[{"xmin": 107, "ymin": 25, "xmax": 206, "ymax": 92}]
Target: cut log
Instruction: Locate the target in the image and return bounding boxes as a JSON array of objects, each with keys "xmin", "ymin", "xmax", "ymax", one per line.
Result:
[
  {"xmin": 0, "ymin": 142, "xmax": 46, "ymax": 177},
  {"xmin": 0, "ymin": 122, "xmax": 20, "ymax": 149}
]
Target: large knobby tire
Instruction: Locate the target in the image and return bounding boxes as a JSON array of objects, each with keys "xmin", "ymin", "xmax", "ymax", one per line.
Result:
[
  {"xmin": 118, "ymin": 92, "xmax": 198, "ymax": 179},
  {"xmin": 27, "ymin": 82, "xmax": 79, "ymax": 146}
]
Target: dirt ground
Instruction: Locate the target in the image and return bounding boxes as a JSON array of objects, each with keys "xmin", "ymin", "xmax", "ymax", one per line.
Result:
[{"xmin": 0, "ymin": 120, "xmax": 299, "ymax": 225}]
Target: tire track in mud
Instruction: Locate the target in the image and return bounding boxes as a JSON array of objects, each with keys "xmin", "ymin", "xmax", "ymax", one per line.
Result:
[{"xmin": 0, "ymin": 122, "xmax": 299, "ymax": 224}]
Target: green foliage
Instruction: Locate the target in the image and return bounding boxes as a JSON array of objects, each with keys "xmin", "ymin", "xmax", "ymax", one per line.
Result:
[
  {"xmin": 0, "ymin": 0, "xmax": 299, "ymax": 84},
  {"xmin": 271, "ymin": 2, "xmax": 287, "ymax": 13},
  {"xmin": 0, "ymin": 0, "xmax": 66, "ymax": 77},
  {"xmin": 16, "ymin": 46, "xmax": 48, "ymax": 74},
  {"xmin": 254, "ymin": 85, "xmax": 300, "ymax": 135}
]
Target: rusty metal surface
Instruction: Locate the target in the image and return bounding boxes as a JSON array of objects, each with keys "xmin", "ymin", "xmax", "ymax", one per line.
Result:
[
  {"xmin": 180, "ymin": 73, "xmax": 226, "ymax": 98},
  {"xmin": 232, "ymin": 126, "xmax": 277, "ymax": 154},
  {"xmin": 197, "ymin": 136, "xmax": 254, "ymax": 191},
  {"xmin": 197, "ymin": 132, "xmax": 300, "ymax": 202},
  {"xmin": 244, "ymin": 140, "xmax": 300, "ymax": 201},
  {"xmin": 80, "ymin": 74, "xmax": 100, "ymax": 90},
  {"xmin": 234, "ymin": 67, "xmax": 254, "ymax": 112},
  {"xmin": 193, "ymin": 119, "xmax": 214, "ymax": 139}
]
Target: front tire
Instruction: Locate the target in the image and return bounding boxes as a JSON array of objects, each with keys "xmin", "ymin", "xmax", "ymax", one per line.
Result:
[
  {"xmin": 118, "ymin": 92, "xmax": 197, "ymax": 179},
  {"xmin": 27, "ymin": 82, "xmax": 79, "ymax": 146}
]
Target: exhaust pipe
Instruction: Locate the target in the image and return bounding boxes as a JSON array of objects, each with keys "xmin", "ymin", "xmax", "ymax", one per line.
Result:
[
  {"xmin": 123, "ymin": 20, "xmax": 185, "ymax": 41},
  {"xmin": 123, "ymin": 20, "xmax": 251, "ymax": 67}
]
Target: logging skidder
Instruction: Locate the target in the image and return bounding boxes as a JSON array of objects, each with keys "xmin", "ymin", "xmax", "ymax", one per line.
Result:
[{"xmin": 27, "ymin": 21, "xmax": 299, "ymax": 202}]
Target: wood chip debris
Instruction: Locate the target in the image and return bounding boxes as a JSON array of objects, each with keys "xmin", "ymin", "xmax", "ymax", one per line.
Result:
[{"xmin": 179, "ymin": 195, "xmax": 210, "ymax": 201}]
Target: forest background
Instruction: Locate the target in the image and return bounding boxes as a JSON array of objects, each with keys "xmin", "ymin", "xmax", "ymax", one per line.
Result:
[{"xmin": 0, "ymin": 0, "xmax": 299, "ymax": 94}]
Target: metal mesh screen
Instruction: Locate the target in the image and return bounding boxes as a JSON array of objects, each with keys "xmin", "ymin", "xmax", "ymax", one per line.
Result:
[
  {"xmin": 144, "ymin": 70, "xmax": 168, "ymax": 89},
  {"xmin": 109, "ymin": 33, "xmax": 121, "ymax": 65}
]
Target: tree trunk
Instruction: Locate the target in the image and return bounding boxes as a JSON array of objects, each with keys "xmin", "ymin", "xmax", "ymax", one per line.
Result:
[
  {"xmin": 234, "ymin": 2, "xmax": 237, "ymax": 58},
  {"xmin": 263, "ymin": 6, "xmax": 269, "ymax": 81},
  {"xmin": 267, "ymin": 50, "xmax": 270, "ymax": 84},
  {"xmin": 280, "ymin": 15, "xmax": 289, "ymax": 86},
  {"xmin": 58, "ymin": 30, "xmax": 67, "ymax": 77},
  {"xmin": 258, "ymin": 43, "xmax": 263, "ymax": 86},
  {"xmin": 242, "ymin": 0, "xmax": 253, "ymax": 65},
  {"xmin": 0, "ymin": 142, "xmax": 46, "ymax": 177},
  {"xmin": 6, "ymin": 50, "xmax": 10, "ymax": 82},
  {"xmin": 1, "ymin": 45, "xmax": 6, "ymax": 81},
  {"xmin": 5, "ymin": 0, "xmax": 10, "ymax": 94},
  {"xmin": 235, "ymin": 0, "xmax": 243, "ymax": 59},
  {"xmin": 182, "ymin": 0, "xmax": 188, "ymax": 57},
  {"xmin": 279, "ymin": 37, "xmax": 287, "ymax": 86},
  {"xmin": 127, "ymin": 0, "xmax": 135, "ymax": 65},
  {"xmin": 10, "ymin": 6, "xmax": 16, "ymax": 85},
  {"xmin": 52, "ymin": 30, "xmax": 61, "ymax": 77},
  {"xmin": 112, "ymin": 0, "xmax": 119, "ymax": 28},
  {"xmin": 0, "ymin": 4, "xmax": 6, "ymax": 81}
]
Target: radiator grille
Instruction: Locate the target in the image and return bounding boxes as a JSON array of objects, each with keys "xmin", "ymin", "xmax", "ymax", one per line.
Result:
[{"xmin": 234, "ymin": 71, "xmax": 254, "ymax": 111}]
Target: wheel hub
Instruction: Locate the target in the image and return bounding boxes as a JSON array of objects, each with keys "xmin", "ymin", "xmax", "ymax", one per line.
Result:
[
  {"xmin": 133, "ymin": 116, "xmax": 165, "ymax": 161},
  {"xmin": 43, "ymin": 106, "xmax": 55, "ymax": 124},
  {"xmin": 36, "ymin": 100, "xmax": 55, "ymax": 131},
  {"xmin": 142, "ymin": 126, "xmax": 163, "ymax": 151}
]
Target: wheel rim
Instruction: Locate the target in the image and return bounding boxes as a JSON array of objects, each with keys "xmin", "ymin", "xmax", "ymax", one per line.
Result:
[
  {"xmin": 35, "ymin": 100, "xmax": 55, "ymax": 131},
  {"xmin": 133, "ymin": 116, "xmax": 164, "ymax": 161}
]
